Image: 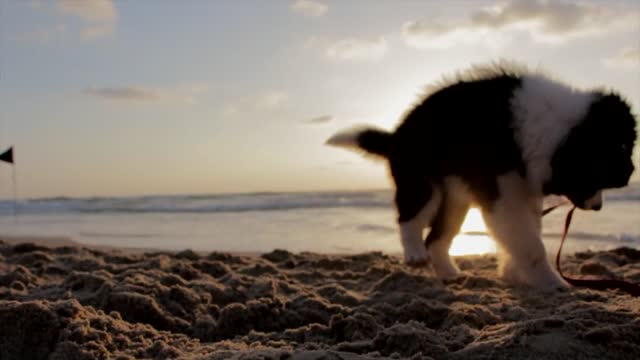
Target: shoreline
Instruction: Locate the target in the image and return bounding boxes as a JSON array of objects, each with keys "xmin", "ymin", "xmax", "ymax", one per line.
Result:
[{"xmin": 0, "ymin": 234, "xmax": 264, "ymax": 258}]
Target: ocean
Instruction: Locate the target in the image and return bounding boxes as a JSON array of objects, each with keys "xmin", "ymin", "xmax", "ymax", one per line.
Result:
[{"xmin": 1, "ymin": 183, "xmax": 639, "ymax": 256}]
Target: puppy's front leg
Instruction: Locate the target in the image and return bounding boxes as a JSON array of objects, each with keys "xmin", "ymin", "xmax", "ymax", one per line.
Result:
[
  {"xmin": 425, "ymin": 184, "xmax": 470, "ymax": 279},
  {"xmin": 395, "ymin": 180, "xmax": 442, "ymax": 266},
  {"xmin": 482, "ymin": 173, "xmax": 568, "ymax": 289},
  {"xmin": 399, "ymin": 219, "xmax": 430, "ymax": 266}
]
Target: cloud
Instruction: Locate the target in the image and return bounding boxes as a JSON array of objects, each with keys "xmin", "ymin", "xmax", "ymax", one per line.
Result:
[
  {"xmin": 56, "ymin": 0, "xmax": 117, "ymax": 22},
  {"xmin": 290, "ymin": 0, "xmax": 328, "ymax": 17},
  {"xmin": 402, "ymin": 0, "xmax": 639, "ymax": 49},
  {"xmin": 85, "ymin": 87, "xmax": 160, "ymax": 101},
  {"xmin": 305, "ymin": 115, "xmax": 333, "ymax": 124},
  {"xmin": 402, "ymin": 21, "xmax": 501, "ymax": 49},
  {"xmin": 326, "ymin": 37, "xmax": 388, "ymax": 61},
  {"xmin": 223, "ymin": 90, "xmax": 290, "ymax": 115},
  {"xmin": 58, "ymin": 0, "xmax": 117, "ymax": 40},
  {"xmin": 84, "ymin": 85, "xmax": 207, "ymax": 104},
  {"xmin": 25, "ymin": 0, "xmax": 117, "ymax": 41},
  {"xmin": 603, "ymin": 46, "xmax": 640, "ymax": 70}
]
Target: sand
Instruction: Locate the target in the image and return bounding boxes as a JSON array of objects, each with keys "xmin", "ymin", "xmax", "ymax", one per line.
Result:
[{"xmin": 1, "ymin": 238, "xmax": 639, "ymax": 360}]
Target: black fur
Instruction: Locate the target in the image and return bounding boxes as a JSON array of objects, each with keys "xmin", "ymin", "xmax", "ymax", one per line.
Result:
[
  {"xmin": 384, "ymin": 74, "xmax": 525, "ymax": 219},
  {"xmin": 546, "ymin": 93, "xmax": 636, "ymax": 207}
]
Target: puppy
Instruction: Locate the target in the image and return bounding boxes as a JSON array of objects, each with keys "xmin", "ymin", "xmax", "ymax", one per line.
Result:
[{"xmin": 327, "ymin": 63, "xmax": 637, "ymax": 289}]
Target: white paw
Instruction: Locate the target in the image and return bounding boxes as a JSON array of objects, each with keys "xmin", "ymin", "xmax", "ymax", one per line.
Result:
[
  {"xmin": 432, "ymin": 259, "xmax": 461, "ymax": 279},
  {"xmin": 518, "ymin": 263, "xmax": 570, "ymax": 290},
  {"xmin": 428, "ymin": 243, "xmax": 461, "ymax": 279},
  {"xmin": 403, "ymin": 243, "xmax": 430, "ymax": 267},
  {"xmin": 499, "ymin": 257, "xmax": 524, "ymax": 284},
  {"xmin": 527, "ymin": 270, "xmax": 570, "ymax": 290}
]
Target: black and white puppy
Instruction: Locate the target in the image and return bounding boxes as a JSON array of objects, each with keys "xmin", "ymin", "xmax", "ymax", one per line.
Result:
[{"xmin": 327, "ymin": 64, "xmax": 637, "ymax": 289}]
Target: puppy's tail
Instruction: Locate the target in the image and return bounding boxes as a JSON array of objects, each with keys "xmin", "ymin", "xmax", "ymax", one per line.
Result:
[{"xmin": 326, "ymin": 126, "xmax": 392, "ymax": 158}]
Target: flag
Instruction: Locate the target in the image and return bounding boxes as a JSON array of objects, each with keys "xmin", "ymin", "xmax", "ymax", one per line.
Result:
[{"xmin": 0, "ymin": 147, "xmax": 13, "ymax": 164}]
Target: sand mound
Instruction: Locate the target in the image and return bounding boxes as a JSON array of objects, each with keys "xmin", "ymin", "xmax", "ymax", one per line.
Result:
[{"xmin": 1, "ymin": 239, "xmax": 639, "ymax": 359}]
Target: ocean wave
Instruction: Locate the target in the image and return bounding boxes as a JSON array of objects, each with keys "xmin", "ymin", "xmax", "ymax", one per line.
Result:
[
  {"xmin": 356, "ymin": 224, "xmax": 396, "ymax": 234},
  {"xmin": 1, "ymin": 183, "xmax": 638, "ymax": 216},
  {"xmin": 0, "ymin": 191, "xmax": 393, "ymax": 215},
  {"xmin": 459, "ymin": 231, "xmax": 640, "ymax": 243}
]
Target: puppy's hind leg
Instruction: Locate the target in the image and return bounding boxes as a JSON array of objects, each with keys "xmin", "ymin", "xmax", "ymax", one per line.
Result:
[
  {"xmin": 395, "ymin": 177, "xmax": 442, "ymax": 266},
  {"xmin": 481, "ymin": 173, "xmax": 568, "ymax": 289},
  {"xmin": 425, "ymin": 180, "xmax": 470, "ymax": 279}
]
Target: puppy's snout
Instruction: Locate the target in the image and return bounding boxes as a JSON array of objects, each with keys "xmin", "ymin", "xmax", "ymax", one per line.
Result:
[{"xmin": 582, "ymin": 191, "xmax": 603, "ymax": 211}]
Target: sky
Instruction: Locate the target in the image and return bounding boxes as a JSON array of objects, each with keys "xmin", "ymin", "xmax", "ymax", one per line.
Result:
[{"xmin": 0, "ymin": 0, "xmax": 639, "ymax": 198}]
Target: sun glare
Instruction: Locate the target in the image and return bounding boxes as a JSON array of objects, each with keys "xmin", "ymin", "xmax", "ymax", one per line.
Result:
[{"xmin": 448, "ymin": 208, "xmax": 496, "ymax": 256}]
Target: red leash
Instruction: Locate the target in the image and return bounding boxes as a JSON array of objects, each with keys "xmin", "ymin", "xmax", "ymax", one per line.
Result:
[{"xmin": 551, "ymin": 205, "xmax": 640, "ymax": 296}]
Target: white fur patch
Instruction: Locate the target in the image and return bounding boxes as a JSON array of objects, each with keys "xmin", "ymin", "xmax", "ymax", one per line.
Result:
[
  {"xmin": 399, "ymin": 222, "xmax": 430, "ymax": 265},
  {"xmin": 510, "ymin": 75, "xmax": 596, "ymax": 192},
  {"xmin": 399, "ymin": 184, "xmax": 442, "ymax": 265},
  {"xmin": 326, "ymin": 126, "xmax": 366, "ymax": 148}
]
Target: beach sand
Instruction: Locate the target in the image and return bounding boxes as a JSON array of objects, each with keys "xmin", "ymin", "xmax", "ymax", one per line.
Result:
[{"xmin": 1, "ymin": 237, "xmax": 639, "ymax": 360}]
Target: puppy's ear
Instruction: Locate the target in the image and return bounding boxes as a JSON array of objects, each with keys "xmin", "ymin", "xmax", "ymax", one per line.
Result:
[{"xmin": 592, "ymin": 93, "xmax": 635, "ymax": 125}]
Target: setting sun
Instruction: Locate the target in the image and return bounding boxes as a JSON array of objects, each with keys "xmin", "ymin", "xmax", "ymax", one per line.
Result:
[{"xmin": 449, "ymin": 208, "xmax": 496, "ymax": 256}]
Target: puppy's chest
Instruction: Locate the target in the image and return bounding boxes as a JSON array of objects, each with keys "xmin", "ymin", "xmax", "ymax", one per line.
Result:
[{"xmin": 509, "ymin": 78, "xmax": 595, "ymax": 192}]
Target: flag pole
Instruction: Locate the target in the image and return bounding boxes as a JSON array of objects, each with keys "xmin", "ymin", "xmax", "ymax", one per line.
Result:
[
  {"xmin": 12, "ymin": 162, "xmax": 17, "ymax": 217},
  {"xmin": 0, "ymin": 146, "xmax": 16, "ymax": 217}
]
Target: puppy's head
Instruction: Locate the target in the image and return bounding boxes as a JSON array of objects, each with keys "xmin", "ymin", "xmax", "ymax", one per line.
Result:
[{"xmin": 547, "ymin": 92, "xmax": 637, "ymax": 210}]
